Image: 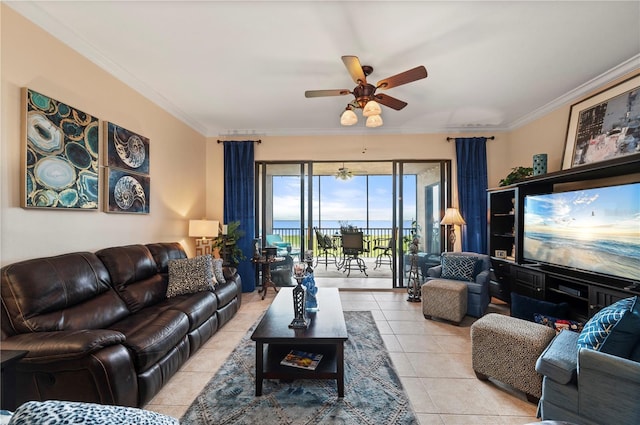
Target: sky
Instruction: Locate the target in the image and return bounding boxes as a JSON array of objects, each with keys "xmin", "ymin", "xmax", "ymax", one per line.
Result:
[{"xmin": 271, "ymin": 174, "xmax": 417, "ymax": 223}]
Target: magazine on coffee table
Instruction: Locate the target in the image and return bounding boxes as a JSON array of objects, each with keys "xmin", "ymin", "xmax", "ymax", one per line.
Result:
[{"xmin": 280, "ymin": 350, "xmax": 323, "ymax": 370}]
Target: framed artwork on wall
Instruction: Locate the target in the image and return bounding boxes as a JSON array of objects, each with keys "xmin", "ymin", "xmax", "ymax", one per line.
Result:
[
  {"xmin": 104, "ymin": 122, "xmax": 150, "ymax": 175},
  {"xmin": 562, "ymin": 74, "xmax": 640, "ymax": 170},
  {"xmin": 105, "ymin": 168, "xmax": 150, "ymax": 214},
  {"xmin": 23, "ymin": 88, "xmax": 100, "ymax": 209}
]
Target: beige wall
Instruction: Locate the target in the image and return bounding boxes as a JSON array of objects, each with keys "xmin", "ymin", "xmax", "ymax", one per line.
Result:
[
  {"xmin": 3, "ymin": 3, "xmax": 638, "ymax": 265},
  {"xmin": 1, "ymin": 5, "xmax": 208, "ymax": 265}
]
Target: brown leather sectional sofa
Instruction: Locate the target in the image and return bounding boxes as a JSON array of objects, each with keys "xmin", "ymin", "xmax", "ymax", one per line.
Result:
[{"xmin": 0, "ymin": 242, "xmax": 242, "ymax": 408}]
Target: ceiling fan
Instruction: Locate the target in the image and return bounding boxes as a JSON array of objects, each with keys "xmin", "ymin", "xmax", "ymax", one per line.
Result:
[{"xmin": 305, "ymin": 55, "xmax": 428, "ymax": 128}]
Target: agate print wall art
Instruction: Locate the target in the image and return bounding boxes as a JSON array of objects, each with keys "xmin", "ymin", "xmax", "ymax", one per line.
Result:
[
  {"xmin": 23, "ymin": 88, "xmax": 99, "ymax": 209},
  {"xmin": 106, "ymin": 168, "xmax": 150, "ymax": 214}
]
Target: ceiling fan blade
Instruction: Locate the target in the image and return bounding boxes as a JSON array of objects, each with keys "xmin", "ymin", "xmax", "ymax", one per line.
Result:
[
  {"xmin": 305, "ymin": 89, "xmax": 351, "ymax": 98},
  {"xmin": 375, "ymin": 93, "xmax": 408, "ymax": 111},
  {"xmin": 342, "ymin": 55, "xmax": 367, "ymax": 85},
  {"xmin": 376, "ymin": 66, "xmax": 427, "ymax": 90}
]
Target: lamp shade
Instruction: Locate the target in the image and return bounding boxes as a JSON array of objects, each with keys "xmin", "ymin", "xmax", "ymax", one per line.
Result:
[
  {"xmin": 362, "ymin": 100, "xmax": 382, "ymax": 117},
  {"xmin": 365, "ymin": 114, "xmax": 383, "ymax": 128},
  {"xmin": 340, "ymin": 109, "xmax": 358, "ymax": 126},
  {"xmin": 188, "ymin": 220, "xmax": 219, "ymax": 238},
  {"xmin": 440, "ymin": 208, "xmax": 466, "ymax": 226}
]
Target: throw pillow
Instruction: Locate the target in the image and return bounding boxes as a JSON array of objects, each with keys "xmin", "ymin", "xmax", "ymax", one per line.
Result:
[
  {"xmin": 440, "ymin": 255, "xmax": 478, "ymax": 282},
  {"xmin": 510, "ymin": 292, "xmax": 569, "ymax": 322},
  {"xmin": 166, "ymin": 255, "xmax": 215, "ymax": 298},
  {"xmin": 577, "ymin": 296, "xmax": 640, "ymax": 358},
  {"xmin": 534, "ymin": 313, "xmax": 584, "ymax": 334},
  {"xmin": 212, "ymin": 258, "xmax": 226, "ymax": 284}
]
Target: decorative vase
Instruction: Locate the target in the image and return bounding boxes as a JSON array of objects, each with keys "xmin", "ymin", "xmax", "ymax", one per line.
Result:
[
  {"xmin": 533, "ymin": 153, "xmax": 548, "ymax": 176},
  {"xmin": 288, "ymin": 278, "xmax": 308, "ymax": 329},
  {"xmin": 303, "ymin": 274, "xmax": 319, "ymax": 312}
]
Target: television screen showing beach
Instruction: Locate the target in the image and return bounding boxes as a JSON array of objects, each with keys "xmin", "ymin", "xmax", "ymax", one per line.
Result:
[{"xmin": 523, "ymin": 182, "xmax": 640, "ymax": 281}]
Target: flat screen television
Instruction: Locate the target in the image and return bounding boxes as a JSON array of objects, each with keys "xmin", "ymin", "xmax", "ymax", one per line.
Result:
[{"xmin": 523, "ymin": 182, "xmax": 640, "ymax": 283}]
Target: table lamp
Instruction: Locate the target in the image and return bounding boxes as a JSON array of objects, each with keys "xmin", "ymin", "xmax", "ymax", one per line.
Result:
[
  {"xmin": 440, "ymin": 208, "xmax": 465, "ymax": 252},
  {"xmin": 189, "ymin": 219, "xmax": 219, "ymax": 256}
]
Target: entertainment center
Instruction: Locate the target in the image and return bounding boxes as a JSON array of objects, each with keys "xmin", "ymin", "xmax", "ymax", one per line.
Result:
[{"xmin": 488, "ymin": 155, "xmax": 640, "ymax": 320}]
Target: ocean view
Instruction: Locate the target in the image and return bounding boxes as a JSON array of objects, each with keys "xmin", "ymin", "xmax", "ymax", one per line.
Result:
[{"xmin": 273, "ymin": 220, "xmax": 413, "ymax": 229}]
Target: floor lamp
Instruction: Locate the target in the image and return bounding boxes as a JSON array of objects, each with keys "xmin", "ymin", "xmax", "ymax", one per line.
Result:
[{"xmin": 440, "ymin": 208, "xmax": 466, "ymax": 252}]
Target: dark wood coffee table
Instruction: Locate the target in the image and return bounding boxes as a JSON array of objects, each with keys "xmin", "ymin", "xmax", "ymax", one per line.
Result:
[{"xmin": 250, "ymin": 287, "xmax": 348, "ymax": 397}]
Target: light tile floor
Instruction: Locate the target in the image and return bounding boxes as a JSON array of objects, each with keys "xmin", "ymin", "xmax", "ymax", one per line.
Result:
[{"xmin": 145, "ymin": 289, "xmax": 538, "ymax": 424}]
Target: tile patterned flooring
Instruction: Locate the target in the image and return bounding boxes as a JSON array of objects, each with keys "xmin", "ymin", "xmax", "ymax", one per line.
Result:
[{"xmin": 145, "ymin": 287, "xmax": 538, "ymax": 424}]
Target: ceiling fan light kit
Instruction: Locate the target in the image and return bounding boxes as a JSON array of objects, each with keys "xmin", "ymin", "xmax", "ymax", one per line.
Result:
[
  {"xmin": 340, "ymin": 108, "xmax": 358, "ymax": 126},
  {"xmin": 335, "ymin": 163, "xmax": 353, "ymax": 180},
  {"xmin": 305, "ymin": 55, "xmax": 427, "ymax": 129},
  {"xmin": 362, "ymin": 100, "xmax": 382, "ymax": 117},
  {"xmin": 366, "ymin": 114, "xmax": 383, "ymax": 128}
]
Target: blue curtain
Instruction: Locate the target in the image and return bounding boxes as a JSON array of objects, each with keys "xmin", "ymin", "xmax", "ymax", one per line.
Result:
[
  {"xmin": 455, "ymin": 137, "xmax": 488, "ymax": 254},
  {"xmin": 223, "ymin": 141, "xmax": 256, "ymax": 292}
]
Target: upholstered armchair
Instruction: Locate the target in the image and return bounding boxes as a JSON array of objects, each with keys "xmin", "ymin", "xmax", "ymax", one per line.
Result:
[{"xmin": 425, "ymin": 252, "xmax": 491, "ymax": 317}]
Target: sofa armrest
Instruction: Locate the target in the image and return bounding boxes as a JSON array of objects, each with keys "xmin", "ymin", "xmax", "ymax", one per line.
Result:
[
  {"xmin": 427, "ymin": 265, "xmax": 442, "ymax": 278},
  {"xmin": 475, "ymin": 270, "xmax": 490, "ymax": 285},
  {"xmin": 577, "ymin": 348, "xmax": 640, "ymax": 425},
  {"xmin": 535, "ymin": 329, "xmax": 579, "ymax": 384},
  {"xmin": 2, "ymin": 329, "xmax": 125, "ymax": 363}
]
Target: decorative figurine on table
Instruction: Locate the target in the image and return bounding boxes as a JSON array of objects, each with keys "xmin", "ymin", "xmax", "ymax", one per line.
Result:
[
  {"xmin": 303, "ymin": 274, "xmax": 318, "ymax": 312},
  {"xmin": 289, "ymin": 262, "xmax": 309, "ymax": 329},
  {"xmin": 304, "ymin": 250, "xmax": 314, "ymax": 274}
]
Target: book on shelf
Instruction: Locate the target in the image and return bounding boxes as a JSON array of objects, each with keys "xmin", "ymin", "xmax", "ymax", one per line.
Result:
[{"xmin": 280, "ymin": 350, "xmax": 323, "ymax": 370}]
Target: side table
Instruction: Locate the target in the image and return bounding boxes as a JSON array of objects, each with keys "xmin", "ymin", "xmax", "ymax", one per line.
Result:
[
  {"xmin": 253, "ymin": 256, "xmax": 279, "ymax": 300},
  {"xmin": 1, "ymin": 350, "xmax": 28, "ymax": 410}
]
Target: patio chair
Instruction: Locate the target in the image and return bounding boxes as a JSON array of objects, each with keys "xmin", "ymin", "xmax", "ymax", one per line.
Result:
[
  {"xmin": 373, "ymin": 236, "xmax": 393, "ymax": 270},
  {"xmin": 314, "ymin": 227, "xmax": 338, "ymax": 269},
  {"xmin": 265, "ymin": 234, "xmax": 299, "ymax": 257},
  {"xmin": 341, "ymin": 231, "xmax": 369, "ymax": 277}
]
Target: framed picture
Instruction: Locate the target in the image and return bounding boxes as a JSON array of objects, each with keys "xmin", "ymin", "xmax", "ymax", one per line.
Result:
[
  {"xmin": 562, "ymin": 74, "xmax": 640, "ymax": 169},
  {"xmin": 104, "ymin": 122, "xmax": 149, "ymax": 175},
  {"xmin": 105, "ymin": 168, "xmax": 150, "ymax": 214},
  {"xmin": 23, "ymin": 88, "xmax": 99, "ymax": 209},
  {"xmin": 495, "ymin": 250, "xmax": 507, "ymax": 259}
]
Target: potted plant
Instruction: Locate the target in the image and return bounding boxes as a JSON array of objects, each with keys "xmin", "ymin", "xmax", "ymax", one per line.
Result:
[
  {"xmin": 499, "ymin": 166, "xmax": 533, "ymax": 186},
  {"xmin": 212, "ymin": 221, "xmax": 245, "ymax": 266}
]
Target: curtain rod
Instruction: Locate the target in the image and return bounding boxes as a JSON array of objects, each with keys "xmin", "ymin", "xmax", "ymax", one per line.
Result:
[
  {"xmin": 217, "ymin": 139, "xmax": 262, "ymax": 144},
  {"xmin": 446, "ymin": 136, "xmax": 495, "ymax": 142}
]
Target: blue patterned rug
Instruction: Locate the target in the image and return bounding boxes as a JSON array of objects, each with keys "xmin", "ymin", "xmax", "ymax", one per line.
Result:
[{"xmin": 181, "ymin": 311, "xmax": 417, "ymax": 424}]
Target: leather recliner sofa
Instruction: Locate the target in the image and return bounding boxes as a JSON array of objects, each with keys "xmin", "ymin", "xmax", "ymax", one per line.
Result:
[{"xmin": 0, "ymin": 242, "xmax": 242, "ymax": 408}]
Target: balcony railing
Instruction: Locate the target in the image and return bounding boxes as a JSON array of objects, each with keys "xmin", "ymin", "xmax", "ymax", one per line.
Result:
[{"xmin": 269, "ymin": 227, "xmax": 418, "ymax": 256}]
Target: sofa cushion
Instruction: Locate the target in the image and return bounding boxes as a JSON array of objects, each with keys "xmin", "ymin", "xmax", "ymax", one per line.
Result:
[
  {"xmin": 108, "ymin": 306, "xmax": 189, "ymax": 371},
  {"xmin": 163, "ymin": 291, "xmax": 218, "ymax": 332},
  {"xmin": 577, "ymin": 296, "xmax": 640, "ymax": 358},
  {"xmin": 440, "ymin": 255, "xmax": 478, "ymax": 282},
  {"xmin": 215, "ymin": 280, "xmax": 238, "ymax": 309},
  {"xmin": 510, "ymin": 292, "xmax": 569, "ymax": 322},
  {"xmin": 1, "ymin": 252, "xmax": 129, "ymax": 333},
  {"xmin": 146, "ymin": 242, "xmax": 187, "ymax": 273},
  {"xmin": 534, "ymin": 313, "xmax": 584, "ymax": 334},
  {"xmin": 96, "ymin": 245, "xmax": 167, "ymax": 313},
  {"xmin": 535, "ymin": 329, "xmax": 580, "ymax": 384},
  {"xmin": 166, "ymin": 255, "xmax": 215, "ymax": 298}
]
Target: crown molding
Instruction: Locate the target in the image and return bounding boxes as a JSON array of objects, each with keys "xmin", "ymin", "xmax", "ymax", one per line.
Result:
[{"xmin": 508, "ymin": 54, "xmax": 640, "ymax": 130}]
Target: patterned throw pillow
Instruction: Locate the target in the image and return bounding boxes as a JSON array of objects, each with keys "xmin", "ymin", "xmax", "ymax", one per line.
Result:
[
  {"xmin": 534, "ymin": 313, "xmax": 584, "ymax": 334},
  {"xmin": 212, "ymin": 258, "xmax": 226, "ymax": 284},
  {"xmin": 577, "ymin": 296, "xmax": 640, "ymax": 358},
  {"xmin": 8, "ymin": 400, "xmax": 178, "ymax": 424},
  {"xmin": 166, "ymin": 255, "xmax": 215, "ymax": 298},
  {"xmin": 440, "ymin": 255, "xmax": 478, "ymax": 282}
]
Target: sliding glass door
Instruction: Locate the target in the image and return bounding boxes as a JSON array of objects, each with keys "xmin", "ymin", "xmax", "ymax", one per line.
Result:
[{"xmin": 256, "ymin": 160, "xmax": 450, "ymax": 288}]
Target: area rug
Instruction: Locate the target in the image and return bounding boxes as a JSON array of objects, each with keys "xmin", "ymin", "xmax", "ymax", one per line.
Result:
[{"xmin": 181, "ymin": 311, "xmax": 417, "ymax": 424}]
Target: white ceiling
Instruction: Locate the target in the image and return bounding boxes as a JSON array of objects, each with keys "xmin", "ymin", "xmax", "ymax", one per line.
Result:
[{"xmin": 8, "ymin": 1, "xmax": 640, "ymax": 137}]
